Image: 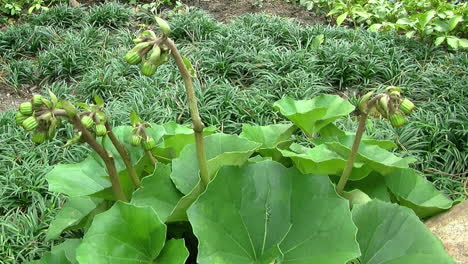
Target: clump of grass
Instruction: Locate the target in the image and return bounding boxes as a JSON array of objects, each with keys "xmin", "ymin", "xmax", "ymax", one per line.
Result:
[
  {"xmin": 0, "ymin": 112, "xmax": 89, "ymax": 262},
  {"xmin": 0, "ymin": 6, "xmax": 467, "ymax": 262},
  {"xmin": 30, "ymin": 4, "xmax": 85, "ymax": 28},
  {"xmin": 1, "ymin": 59, "xmax": 39, "ymax": 90},
  {"xmin": 87, "ymin": 2, "xmax": 133, "ymax": 28},
  {"xmin": 0, "ymin": 25, "xmax": 56, "ymax": 58},
  {"xmin": 37, "ymin": 26, "xmax": 106, "ymax": 81}
]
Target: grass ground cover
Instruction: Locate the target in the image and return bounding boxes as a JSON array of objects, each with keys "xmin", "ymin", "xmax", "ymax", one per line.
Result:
[{"xmin": 0, "ymin": 2, "xmax": 466, "ymax": 262}]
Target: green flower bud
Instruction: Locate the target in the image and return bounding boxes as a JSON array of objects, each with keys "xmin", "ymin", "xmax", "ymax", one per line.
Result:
[
  {"xmin": 139, "ymin": 30, "xmax": 157, "ymax": 41},
  {"xmin": 96, "ymin": 111, "xmax": 107, "ymax": 124},
  {"xmin": 19, "ymin": 102, "xmax": 33, "ymax": 116},
  {"xmin": 133, "ymin": 37, "xmax": 144, "ymax": 44},
  {"xmin": 389, "ymin": 90, "xmax": 401, "ymax": 98},
  {"xmin": 16, "ymin": 112, "xmax": 27, "ymax": 126},
  {"xmin": 48, "ymin": 118, "xmax": 58, "ymax": 139},
  {"xmin": 62, "ymin": 101, "xmax": 77, "ymax": 117},
  {"xmin": 131, "ymin": 134, "xmax": 142, "ymax": 146},
  {"xmin": 377, "ymin": 95, "xmax": 389, "ymax": 118},
  {"xmin": 95, "ymin": 124, "xmax": 107, "ymax": 137},
  {"xmin": 155, "ymin": 17, "xmax": 171, "ymax": 36},
  {"xmin": 389, "ymin": 112, "xmax": 406, "ymax": 128},
  {"xmin": 143, "ymin": 137, "xmax": 156, "ymax": 150},
  {"xmin": 125, "ymin": 42, "xmax": 152, "ymax": 65},
  {"xmin": 400, "ymin": 99, "xmax": 415, "ymax": 115},
  {"xmin": 147, "ymin": 45, "xmax": 161, "ymax": 63},
  {"xmin": 31, "ymin": 131, "xmax": 46, "ymax": 144},
  {"xmin": 32, "ymin": 94, "xmax": 43, "ymax": 107},
  {"xmin": 125, "ymin": 50, "xmax": 142, "ymax": 65},
  {"xmin": 64, "ymin": 132, "xmax": 82, "ymax": 147},
  {"xmin": 22, "ymin": 116, "xmax": 38, "ymax": 131},
  {"xmin": 386, "ymin": 86, "xmax": 403, "ymax": 93},
  {"xmin": 141, "ymin": 61, "xmax": 158, "ymax": 77},
  {"xmin": 358, "ymin": 91, "xmax": 374, "ymax": 113},
  {"xmin": 81, "ymin": 116, "xmax": 94, "ymax": 129}
]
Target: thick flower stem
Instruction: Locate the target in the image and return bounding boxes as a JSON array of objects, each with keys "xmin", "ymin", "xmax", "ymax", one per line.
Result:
[
  {"xmin": 145, "ymin": 150, "xmax": 157, "ymax": 165},
  {"xmin": 164, "ymin": 38, "xmax": 210, "ymax": 188},
  {"xmin": 105, "ymin": 122, "xmax": 141, "ymax": 188},
  {"xmin": 72, "ymin": 115, "xmax": 127, "ymax": 201},
  {"xmin": 336, "ymin": 113, "xmax": 368, "ymax": 196}
]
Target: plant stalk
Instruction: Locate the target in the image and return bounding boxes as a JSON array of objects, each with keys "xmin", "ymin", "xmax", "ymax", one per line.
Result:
[
  {"xmin": 138, "ymin": 126, "xmax": 158, "ymax": 166},
  {"xmin": 105, "ymin": 122, "xmax": 141, "ymax": 188},
  {"xmin": 164, "ymin": 38, "xmax": 210, "ymax": 188},
  {"xmin": 336, "ymin": 94, "xmax": 383, "ymax": 195},
  {"xmin": 72, "ymin": 115, "xmax": 127, "ymax": 201},
  {"xmin": 336, "ymin": 113, "xmax": 367, "ymax": 196},
  {"xmin": 145, "ymin": 150, "xmax": 157, "ymax": 165}
]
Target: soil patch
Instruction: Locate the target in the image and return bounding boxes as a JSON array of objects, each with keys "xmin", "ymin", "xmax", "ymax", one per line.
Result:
[
  {"xmin": 0, "ymin": 84, "xmax": 33, "ymax": 112},
  {"xmin": 184, "ymin": 0, "xmax": 325, "ymax": 24}
]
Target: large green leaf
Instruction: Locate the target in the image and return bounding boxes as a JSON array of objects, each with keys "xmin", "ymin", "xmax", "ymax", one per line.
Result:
[
  {"xmin": 240, "ymin": 123, "xmax": 296, "ymax": 162},
  {"xmin": 165, "ymin": 181, "xmax": 205, "ymax": 223},
  {"xmin": 187, "ymin": 161, "xmax": 360, "ymax": 264},
  {"xmin": 285, "ymin": 137, "xmax": 415, "ymax": 179},
  {"xmin": 47, "ymin": 126, "xmax": 147, "ymax": 197},
  {"xmin": 280, "ymin": 144, "xmax": 373, "ymax": 180},
  {"xmin": 273, "ymin": 94, "xmax": 355, "ymax": 135},
  {"xmin": 312, "ymin": 135, "xmax": 397, "ymax": 151},
  {"xmin": 155, "ymin": 239, "xmax": 190, "ymax": 264},
  {"xmin": 76, "ymin": 201, "xmax": 187, "ymax": 263},
  {"xmin": 30, "ymin": 239, "xmax": 80, "ymax": 264},
  {"xmin": 152, "ymin": 121, "xmax": 216, "ymax": 160},
  {"xmin": 171, "ymin": 133, "xmax": 261, "ymax": 195},
  {"xmin": 327, "ymin": 141, "xmax": 415, "ymax": 175},
  {"xmin": 131, "ymin": 163, "xmax": 183, "ymax": 222},
  {"xmin": 46, "ymin": 197, "xmax": 102, "ymax": 240},
  {"xmin": 239, "ymin": 123, "xmax": 296, "ymax": 149},
  {"xmin": 385, "ymin": 169, "xmax": 453, "ymax": 218},
  {"xmin": 345, "ymin": 172, "xmax": 391, "ymax": 202},
  {"xmin": 353, "ymin": 200, "xmax": 455, "ymax": 264}
]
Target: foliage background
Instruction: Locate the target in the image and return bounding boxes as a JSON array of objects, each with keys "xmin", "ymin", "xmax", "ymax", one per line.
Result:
[{"xmin": 0, "ymin": 2, "xmax": 466, "ymax": 263}]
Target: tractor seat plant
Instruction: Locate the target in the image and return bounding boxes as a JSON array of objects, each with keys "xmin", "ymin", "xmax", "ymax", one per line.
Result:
[{"xmin": 19, "ymin": 16, "xmax": 456, "ymax": 264}]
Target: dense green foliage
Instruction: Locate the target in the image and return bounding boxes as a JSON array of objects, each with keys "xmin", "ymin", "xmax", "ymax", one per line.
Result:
[
  {"xmin": 0, "ymin": 3, "xmax": 466, "ymax": 262},
  {"xmin": 296, "ymin": 0, "xmax": 468, "ymax": 49}
]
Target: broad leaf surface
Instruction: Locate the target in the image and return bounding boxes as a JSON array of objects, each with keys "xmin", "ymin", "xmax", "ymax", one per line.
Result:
[
  {"xmin": 187, "ymin": 161, "xmax": 360, "ymax": 264},
  {"xmin": 76, "ymin": 201, "xmax": 170, "ymax": 263},
  {"xmin": 312, "ymin": 135, "xmax": 397, "ymax": 151},
  {"xmin": 318, "ymin": 123, "xmax": 346, "ymax": 137},
  {"xmin": 171, "ymin": 133, "xmax": 261, "ymax": 194},
  {"xmin": 152, "ymin": 122, "xmax": 216, "ymax": 160},
  {"xmin": 385, "ymin": 169, "xmax": 453, "ymax": 218},
  {"xmin": 273, "ymin": 94, "xmax": 354, "ymax": 135},
  {"xmin": 155, "ymin": 239, "xmax": 189, "ymax": 264},
  {"xmin": 345, "ymin": 172, "xmax": 391, "ymax": 202},
  {"xmin": 240, "ymin": 123, "xmax": 296, "ymax": 162},
  {"xmin": 239, "ymin": 123, "xmax": 296, "ymax": 149},
  {"xmin": 46, "ymin": 197, "xmax": 102, "ymax": 240},
  {"xmin": 47, "ymin": 126, "xmax": 147, "ymax": 197},
  {"xmin": 131, "ymin": 163, "xmax": 183, "ymax": 222},
  {"xmin": 30, "ymin": 239, "xmax": 80, "ymax": 264},
  {"xmin": 322, "ymin": 140, "xmax": 416, "ymax": 176},
  {"xmin": 280, "ymin": 144, "xmax": 373, "ymax": 180},
  {"xmin": 285, "ymin": 137, "xmax": 415, "ymax": 180},
  {"xmin": 353, "ymin": 200, "xmax": 455, "ymax": 264}
]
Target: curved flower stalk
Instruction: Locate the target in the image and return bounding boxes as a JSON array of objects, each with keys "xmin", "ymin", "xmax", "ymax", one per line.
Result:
[
  {"xmin": 124, "ymin": 17, "xmax": 210, "ymax": 188},
  {"xmin": 16, "ymin": 92, "xmax": 128, "ymax": 201},
  {"xmin": 336, "ymin": 87, "xmax": 416, "ymax": 195}
]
